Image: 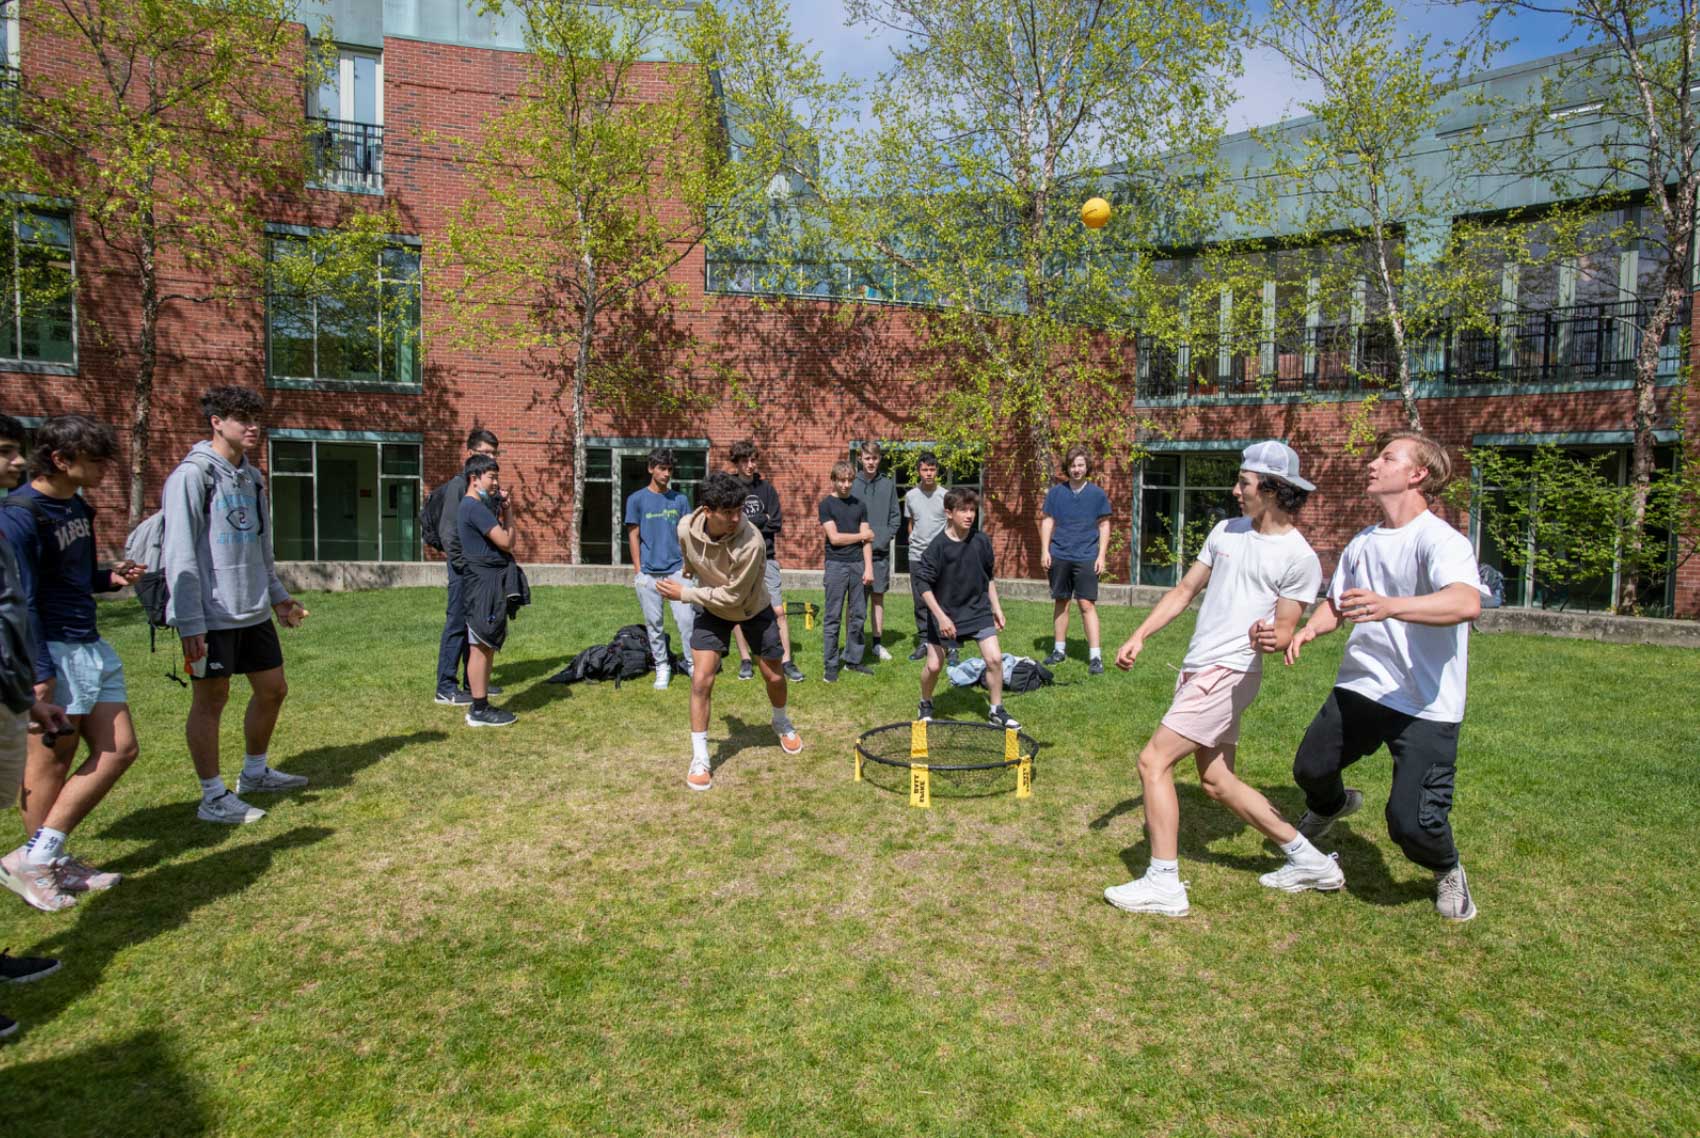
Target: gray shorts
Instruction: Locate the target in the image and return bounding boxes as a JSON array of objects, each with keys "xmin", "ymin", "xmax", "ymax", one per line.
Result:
[
  {"xmin": 870, "ymin": 552, "xmax": 892, "ymax": 594},
  {"xmin": 764, "ymin": 560, "xmax": 784, "ymax": 609}
]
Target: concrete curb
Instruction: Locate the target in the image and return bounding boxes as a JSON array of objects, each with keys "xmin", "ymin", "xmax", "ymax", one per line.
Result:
[{"xmin": 274, "ymin": 561, "xmax": 1700, "ymax": 649}]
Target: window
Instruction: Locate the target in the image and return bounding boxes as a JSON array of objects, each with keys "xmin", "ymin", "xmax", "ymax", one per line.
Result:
[
  {"xmin": 269, "ymin": 437, "xmax": 422, "ymax": 561},
  {"xmin": 1135, "ymin": 452, "xmax": 1238, "ymax": 586},
  {"xmin": 0, "ymin": 208, "xmax": 75, "ymax": 368},
  {"xmin": 309, "ymin": 46, "xmax": 383, "ymax": 191},
  {"xmin": 267, "ymin": 237, "xmax": 420, "ymax": 387},
  {"xmin": 580, "ymin": 442, "xmax": 709, "ymax": 565},
  {"xmin": 849, "ymin": 443, "xmax": 984, "ymax": 573}
]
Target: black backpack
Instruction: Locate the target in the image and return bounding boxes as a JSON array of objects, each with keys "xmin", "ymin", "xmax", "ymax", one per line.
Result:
[
  {"xmin": 1004, "ymin": 657, "xmax": 1054, "ymax": 694},
  {"xmin": 419, "ymin": 479, "xmax": 457, "ymax": 553},
  {"xmin": 547, "ymin": 624, "xmax": 668, "ymax": 686}
]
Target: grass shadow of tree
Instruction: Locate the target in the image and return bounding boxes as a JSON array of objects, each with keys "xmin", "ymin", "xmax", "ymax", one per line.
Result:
[{"xmin": 0, "ymin": 1029, "xmax": 209, "ymax": 1134}]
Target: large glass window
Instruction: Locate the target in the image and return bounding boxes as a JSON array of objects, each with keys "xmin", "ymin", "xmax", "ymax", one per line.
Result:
[
  {"xmin": 0, "ymin": 208, "xmax": 75, "ymax": 367},
  {"xmin": 1136, "ymin": 452, "xmax": 1238, "ymax": 586},
  {"xmin": 580, "ymin": 442, "xmax": 708, "ymax": 565},
  {"xmin": 267, "ymin": 237, "xmax": 420, "ymax": 387},
  {"xmin": 849, "ymin": 442, "xmax": 984, "ymax": 573},
  {"xmin": 269, "ymin": 437, "xmax": 422, "ymax": 561}
]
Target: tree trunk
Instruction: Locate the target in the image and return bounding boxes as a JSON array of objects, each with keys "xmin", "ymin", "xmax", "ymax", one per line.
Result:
[
  {"xmin": 1367, "ymin": 184, "xmax": 1420, "ymax": 430},
  {"xmin": 1618, "ymin": 277, "xmax": 1685, "ymax": 612},
  {"xmin": 128, "ymin": 204, "xmax": 159, "ymax": 529},
  {"xmin": 568, "ymin": 282, "xmax": 597, "ymax": 567}
]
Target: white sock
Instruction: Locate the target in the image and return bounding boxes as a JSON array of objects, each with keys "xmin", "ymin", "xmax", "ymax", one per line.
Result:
[
  {"xmin": 1280, "ymin": 834, "xmax": 1326, "ymax": 863},
  {"xmin": 771, "ymin": 703, "xmax": 794, "ymax": 735},
  {"xmin": 1089, "ymin": 647, "xmax": 1102, "ymax": 661},
  {"xmin": 200, "ymin": 776, "xmax": 227, "ymax": 801},
  {"xmin": 242, "ymin": 752, "xmax": 269, "ymax": 778},
  {"xmin": 690, "ymin": 731, "xmax": 709, "ymax": 763},
  {"xmin": 24, "ymin": 827, "xmax": 67, "ymax": 866},
  {"xmin": 1053, "ymin": 640, "xmax": 1066, "ymax": 654},
  {"xmin": 1148, "ymin": 857, "xmax": 1180, "ymax": 882}
]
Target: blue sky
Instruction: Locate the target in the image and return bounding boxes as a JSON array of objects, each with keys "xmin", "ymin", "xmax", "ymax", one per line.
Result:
[{"xmin": 787, "ymin": 1, "xmax": 1581, "ymax": 132}]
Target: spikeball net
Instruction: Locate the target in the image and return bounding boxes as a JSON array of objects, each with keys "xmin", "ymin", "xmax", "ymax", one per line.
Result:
[{"xmin": 854, "ymin": 720, "xmax": 1040, "ymax": 806}]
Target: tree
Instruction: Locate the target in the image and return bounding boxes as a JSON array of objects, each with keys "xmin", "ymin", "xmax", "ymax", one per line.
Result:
[
  {"xmin": 1249, "ymin": 0, "xmax": 1535, "ymax": 430},
  {"xmin": 5, "ymin": 0, "xmax": 387, "ymax": 525},
  {"xmin": 709, "ymin": 0, "xmax": 1242, "ymax": 474},
  {"xmin": 436, "ymin": 0, "xmax": 745, "ymax": 563},
  {"xmin": 1476, "ymin": 1, "xmax": 1700, "ymax": 612}
]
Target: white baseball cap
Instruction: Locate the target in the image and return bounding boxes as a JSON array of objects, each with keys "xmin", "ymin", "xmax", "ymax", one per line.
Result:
[{"xmin": 1241, "ymin": 440, "xmax": 1314, "ymax": 492}]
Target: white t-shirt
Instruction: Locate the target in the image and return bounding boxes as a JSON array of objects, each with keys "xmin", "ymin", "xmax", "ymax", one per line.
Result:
[
  {"xmin": 1183, "ymin": 518, "xmax": 1323, "ymax": 674},
  {"xmin": 1330, "ymin": 510, "xmax": 1489, "ymax": 723}
]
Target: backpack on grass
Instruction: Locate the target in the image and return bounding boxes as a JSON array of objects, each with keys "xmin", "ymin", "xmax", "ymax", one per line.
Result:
[{"xmin": 547, "ymin": 624, "xmax": 668, "ymax": 687}]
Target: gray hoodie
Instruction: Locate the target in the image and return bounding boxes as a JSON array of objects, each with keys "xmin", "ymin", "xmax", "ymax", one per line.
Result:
[
  {"xmin": 852, "ymin": 472, "xmax": 901, "ymax": 555},
  {"xmin": 162, "ymin": 441, "xmax": 292, "ymax": 638}
]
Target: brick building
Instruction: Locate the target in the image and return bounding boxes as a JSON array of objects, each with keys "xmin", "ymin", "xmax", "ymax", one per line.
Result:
[{"xmin": 2, "ymin": 0, "xmax": 1695, "ymax": 615}]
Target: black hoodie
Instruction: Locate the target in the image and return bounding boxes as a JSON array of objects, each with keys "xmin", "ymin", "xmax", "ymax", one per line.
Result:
[{"xmin": 739, "ymin": 474, "xmax": 784, "ymax": 561}]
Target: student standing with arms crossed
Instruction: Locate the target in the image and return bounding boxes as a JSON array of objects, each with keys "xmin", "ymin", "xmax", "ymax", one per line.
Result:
[
  {"xmin": 1040, "ymin": 447, "xmax": 1112, "ymax": 674},
  {"xmin": 1284, "ymin": 431, "xmax": 1488, "ymax": 921},
  {"xmin": 818, "ymin": 460, "xmax": 874, "ymax": 681}
]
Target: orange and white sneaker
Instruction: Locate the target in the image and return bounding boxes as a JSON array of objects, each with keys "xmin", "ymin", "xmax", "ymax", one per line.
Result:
[
  {"xmin": 686, "ymin": 755, "xmax": 714, "ymax": 791},
  {"xmin": 778, "ymin": 728, "xmax": 803, "ymax": 755},
  {"xmin": 0, "ymin": 849, "xmax": 76, "ymax": 913}
]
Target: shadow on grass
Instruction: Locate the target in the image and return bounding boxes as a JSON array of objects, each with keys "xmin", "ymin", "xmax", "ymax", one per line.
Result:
[
  {"xmin": 0, "ymin": 1029, "xmax": 208, "ymax": 1134},
  {"xmin": 499, "ymin": 680, "xmax": 574, "ymax": 715},
  {"xmin": 494, "ymin": 655, "xmax": 574, "ymax": 687},
  {"xmin": 710, "ymin": 714, "xmax": 781, "ymax": 773},
  {"xmin": 280, "ymin": 729, "xmax": 449, "ymax": 792},
  {"xmin": 17, "ymin": 826, "xmax": 333, "ymax": 1034}
]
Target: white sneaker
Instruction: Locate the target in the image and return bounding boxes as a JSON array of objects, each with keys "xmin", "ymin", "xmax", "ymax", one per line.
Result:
[
  {"xmin": 1259, "ymin": 852, "xmax": 1344, "ymax": 893},
  {"xmin": 654, "ymin": 664, "xmax": 671, "ymax": 691},
  {"xmin": 686, "ymin": 755, "xmax": 713, "ymax": 791},
  {"xmin": 1435, "ymin": 863, "xmax": 1477, "ymax": 921},
  {"xmin": 1297, "ymin": 788, "xmax": 1363, "ymax": 842},
  {"xmin": 237, "ymin": 767, "xmax": 309, "ymax": 794},
  {"xmin": 873, "ymin": 644, "xmax": 893, "ymax": 662},
  {"xmin": 1104, "ymin": 873, "xmax": 1190, "ymax": 917},
  {"xmin": 197, "ymin": 791, "xmax": 266, "ymax": 825}
]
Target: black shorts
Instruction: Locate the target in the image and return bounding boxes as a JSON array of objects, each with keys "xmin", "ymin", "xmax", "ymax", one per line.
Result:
[
  {"xmin": 691, "ymin": 606, "xmax": 783, "ymax": 659},
  {"xmin": 924, "ymin": 622, "xmax": 997, "ymax": 649},
  {"xmin": 1048, "ymin": 558, "xmax": 1099, "ymax": 602},
  {"xmin": 193, "ymin": 620, "xmax": 284, "ymax": 681}
]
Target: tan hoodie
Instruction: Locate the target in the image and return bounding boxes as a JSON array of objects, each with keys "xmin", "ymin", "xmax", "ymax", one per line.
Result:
[{"xmin": 677, "ymin": 508, "xmax": 768, "ymax": 621}]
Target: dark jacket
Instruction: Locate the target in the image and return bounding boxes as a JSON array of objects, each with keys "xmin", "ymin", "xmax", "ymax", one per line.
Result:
[
  {"xmin": 437, "ymin": 472, "xmax": 470, "ymax": 569},
  {"xmin": 0, "ymin": 539, "xmax": 38, "ymax": 714},
  {"xmin": 465, "ymin": 560, "xmax": 531, "ymax": 651},
  {"xmin": 852, "ymin": 472, "xmax": 901, "ymax": 555},
  {"xmin": 740, "ymin": 474, "xmax": 783, "ymax": 561}
]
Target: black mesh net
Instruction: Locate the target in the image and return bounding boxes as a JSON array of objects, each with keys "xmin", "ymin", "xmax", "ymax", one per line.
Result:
[{"xmin": 855, "ymin": 720, "xmax": 1040, "ymax": 799}]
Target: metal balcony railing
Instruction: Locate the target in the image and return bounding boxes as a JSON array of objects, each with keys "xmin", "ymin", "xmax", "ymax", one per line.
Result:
[
  {"xmin": 310, "ymin": 117, "xmax": 383, "ymax": 191},
  {"xmin": 0, "ymin": 65, "xmax": 20, "ymax": 126}
]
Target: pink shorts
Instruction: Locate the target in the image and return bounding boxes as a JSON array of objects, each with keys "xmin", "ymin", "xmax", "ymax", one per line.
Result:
[{"xmin": 1160, "ymin": 665, "xmax": 1262, "ymax": 748}]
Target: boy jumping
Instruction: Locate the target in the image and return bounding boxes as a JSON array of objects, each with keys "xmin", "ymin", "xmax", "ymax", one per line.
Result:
[
  {"xmin": 1103, "ymin": 441, "xmax": 1335, "ymax": 918},
  {"xmin": 655, "ymin": 472, "xmax": 803, "ymax": 791},
  {"xmin": 913, "ymin": 487, "xmax": 1019, "ymax": 730}
]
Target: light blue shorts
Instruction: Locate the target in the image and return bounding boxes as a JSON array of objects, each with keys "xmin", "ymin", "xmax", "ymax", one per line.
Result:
[{"xmin": 48, "ymin": 639, "xmax": 128, "ymax": 716}]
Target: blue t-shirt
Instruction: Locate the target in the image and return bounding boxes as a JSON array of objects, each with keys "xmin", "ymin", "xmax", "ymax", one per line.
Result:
[
  {"xmin": 1043, "ymin": 481, "xmax": 1112, "ymax": 562},
  {"xmin": 624, "ymin": 487, "xmax": 690, "ymax": 575},
  {"xmin": 457, "ymin": 495, "xmax": 509, "ymax": 571},
  {"xmin": 0, "ymin": 486, "xmax": 121, "ymax": 682}
]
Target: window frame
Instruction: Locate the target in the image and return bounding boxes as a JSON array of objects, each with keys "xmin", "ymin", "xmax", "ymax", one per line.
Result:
[
  {"xmin": 0, "ymin": 203, "xmax": 77, "ymax": 373},
  {"xmin": 267, "ymin": 432, "xmax": 424, "ymax": 563},
  {"xmin": 847, "ymin": 440, "xmax": 985, "ymax": 573},
  {"xmin": 264, "ymin": 230, "xmax": 422, "ymax": 392},
  {"xmin": 580, "ymin": 437, "xmax": 711, "ymax": 566}
]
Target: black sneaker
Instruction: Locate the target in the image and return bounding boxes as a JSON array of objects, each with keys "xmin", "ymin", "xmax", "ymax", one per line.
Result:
[
  {"xmin": 465, "ymin": 705, "xmax": 518, "ymax": 728},
  {"xmin": 845, "ymin": 662, "xmax": 875, "ymax": 676},
  {"xmin": 1042, "ymin": 649, "xmax": 1067, "ymax": 666},
  {"xmin": 487, "ymin": 684, "xmax": 504, "ymax": 696},
  {"xmin": 822, "ymin": 669, "xmax": 839, "ymax": 684},
  {"xmin": 907, "ymin": 645, "xmax": 928, "ymax": 661},
  {"xmin": 917, "ymin": 699, "xmax": 934, "ymax": 721},
  {"xmin": 0, "ymin": 949, "xmax": 60, "ymax": 984},
  {"xmin": 737, "ymin": 659, "xmax": 755, "ymax": 681},
  {"xmin": 782, "ymin": 660, "xmax": 806, "ymax": 683},
  {"xmin": 0, "ymin": 1011, "xmax": 16, "ymax": 1041},
  {"xmin": 988, "ymin": 704, "xmax": 1022, "ymax": 730},
  {"xmin": 1088, "ymin": 658, "xmax": 1105, "ymax": 676},
  {"xmin": 947, "ymin": 648, "xmax": 961, "ymax": 667},
  {"xmin": 435, "ymin": 689, "xmax": 472, "ymax": 706}
]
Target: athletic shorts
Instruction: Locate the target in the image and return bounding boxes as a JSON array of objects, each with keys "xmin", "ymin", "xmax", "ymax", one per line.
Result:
[
  {"xmin": 47, "ymin": 638, "xmax": 127, "ymax": 714},
  {"xmin": 1048, "ymin": 558, "xmax": 1099, "ymax": 602},
  {"xmin": 1160, "ymin": 665, "xmax": 1261, "ymax": 748},
  {"xmin": 763, "ymin": 560, "xmax": 784, "ymax": 609},
  {"xmin": 0, "ymin": 709, "xmax": 25, "ymax": 806},
  {"xmin": 869, "ymin": 552, "xmax": 892, "ymax": 594},
  {"xmin": 192, "ymin": 620, "xmax": 284, "ymax": 682},
  {"xmin": 925, "ymin": 622, "xmax": 998, "ymax": 649},
  {"xmin": 691, "ymin": 606, "xmax": 783, "ymax": 659}
]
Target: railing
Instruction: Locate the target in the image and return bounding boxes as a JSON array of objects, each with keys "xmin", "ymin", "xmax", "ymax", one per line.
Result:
[
  {"xmin": 1138, "ymin": 301, "xmax": 1691, "ymax": 400},
  {"xmin": 0, "ymin": 65, "xmax": 20, "ymax": 126},
  {"xmin": 310, "ymin": 117, "xmax": 383, "ymax": 192}
]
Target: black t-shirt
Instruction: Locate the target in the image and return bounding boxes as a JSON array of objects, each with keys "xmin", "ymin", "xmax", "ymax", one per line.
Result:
[
  {"xmin": 818, "ymin": 494, "xmax": 868, "ymax": 564},
  {"xmin": 912, "ymin": 530, "xmax": 995, "ymax": 631},
  {"xmin": 457, "ymin": 495, "xmax": 509, "ymax": 571}
]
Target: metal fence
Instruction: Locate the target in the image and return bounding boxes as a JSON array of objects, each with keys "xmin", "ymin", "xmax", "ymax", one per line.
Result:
[{"xmin": 310, "ymin": 117, "xmax": 383, "ymax": 192}]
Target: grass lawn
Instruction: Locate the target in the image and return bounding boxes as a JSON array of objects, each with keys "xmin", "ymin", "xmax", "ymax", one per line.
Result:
[{"xmin": 1, "ymin": 585, "xmax": 1697, "ymax": 1136}]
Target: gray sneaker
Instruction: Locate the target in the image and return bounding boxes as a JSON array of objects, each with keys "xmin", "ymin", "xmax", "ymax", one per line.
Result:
[
  {"xmin": 435, "ymin": 688, "xmax": 473, "ymax": 706},
  {"xmin": 737, "ymin": 659, "xmax": 754, "ymax": 681},
  {"xmin": 1297, "ymin": 788, "xmax": 1363, "ymax": 842},
  {"xmin": 465, "ymin": 705, "xmax": 518, "ymax": 728},
  {"xmin": 1435, "ymin": 863, "xmax": 1477, "ymax": 921},
  {"xmin": 237, "ymin": 767, "xmax": 309, "ymax": 794},
  {"xmin": 198, "ymin": 791, "xmax": 266, "ymax": 825},
  {"xmin": 1042, "ymin": 649, "xmax": 1066, "ymax": 666},
  {"xmin": 782, "ymin": 660, "xmax": 806, "ymax": 683}
]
